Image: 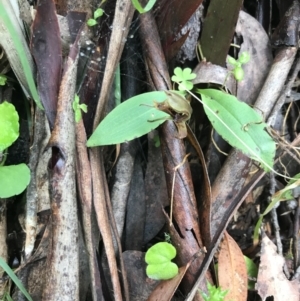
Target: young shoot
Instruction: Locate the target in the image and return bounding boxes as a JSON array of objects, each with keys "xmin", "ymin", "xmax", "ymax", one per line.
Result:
[{"xmin": 227, "ymin": 51, "xmax": 250, "ymax": 81}]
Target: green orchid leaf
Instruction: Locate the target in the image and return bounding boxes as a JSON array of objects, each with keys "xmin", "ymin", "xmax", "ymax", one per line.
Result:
[
  {"xmin": 199, "ymin": 89, "xmax": 275, "ymax": 171},
  {"xmin": 87, "ymin": 91, "xmax": 170, "ymax": 147},
  {"xmin": 145, "ymin": 242, "xmax": 178, "ymax": 280},
  {"xmin": 0, "ymin": 164, "xmax": 30, "ymax": 198},
  {"xmin": 0, "ymin": 101, "xmax": 19, "ymax": 152}
]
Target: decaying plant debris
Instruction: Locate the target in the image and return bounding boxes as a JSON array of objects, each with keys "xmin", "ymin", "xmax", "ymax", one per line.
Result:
[{"xmin": 1, "ymin": 0, "xmax": 300, "ymax": 300}]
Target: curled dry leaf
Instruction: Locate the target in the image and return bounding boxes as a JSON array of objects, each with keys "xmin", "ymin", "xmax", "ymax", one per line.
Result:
[
  {"xmin": 256, "ymin": 235, "xmax": 300, "ymax": 301},
  {"xmin": 192, "ymin": 61, "xmax": 236, "ymax": 94}
]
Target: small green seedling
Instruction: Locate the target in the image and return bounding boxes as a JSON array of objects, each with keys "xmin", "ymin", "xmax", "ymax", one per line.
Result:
[
  {"xmin": 164, "ymin": 232, "xmax": 172, "ymax": 243},
  {"xmin": 253, "ymin": 172, "xmax": 300, "ymax": 245},
  {"xmin": 200, "ymin": 282, "xmax": 230, "ymax": 301},
  {"xmin": 0, "ymin": 74, "xmax": 7, "ymax": 86},
  {"xmin": 87, "ymin": 8, "xmax": 104, "ymax": 26},
  {"xmin": 131, "ymin": 0, "xmax": 157, "ymax": 14},
  {"xmin": 0, "ymin": 101, "xmax": 30, "ymax": 198},
  {"xmin": 171, "ymin": 67, "xmax": 197, "ymax": 91},
  {"xmin": 145, "ymin": 242, "xmax": 178, "ymax": 280},
  {"xmin": 72, "ymin": 94, "xmax": 88, "ymax": 123},
  {"xmin": 227, "ymin": 51, "xmax": 250, "ymax": 81}
]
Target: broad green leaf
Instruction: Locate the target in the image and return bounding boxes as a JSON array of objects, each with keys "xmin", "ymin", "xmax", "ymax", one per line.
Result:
[
  {"xmin": 0, "ymin": 2, "xmax": 43, "ymax": 109},
  {"xmin": 0, "ymin": 257, "xmax": 33, "ymax": 301},
  {"xmin": 145, "ymin": 242, "xmax": 178, "ymax": 280},
  {"xmin": 199, "ymin": 89, "xmax": 276, "ymax": 171},
  {"xmin": 131, "ymin": 0, "xmax": 157, "ymax": 13},
  {"xmin": 0, "ymin": 164, "xmax": 30, "ymax": 198},
  {"xmin": 87, "ymin": 91, "xmax": 170, "ymax": 146},
  {"xmin": 0, "ymin": 101, "xmax": 19, "ymax": 152}
]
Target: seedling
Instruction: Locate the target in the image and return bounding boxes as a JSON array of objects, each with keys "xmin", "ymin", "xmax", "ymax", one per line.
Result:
[
  {"xmin": 253, "ymin": 172, "xmax": 300, "ymax": 245},
  {"xmin": 72, "ymin": 94, "xmax": 88, "ymax": 123},
  {"xmin": 145, "ymin": 242, "xmax": 178, "ymax": 280},
  {"xmin": 171, "ymin": 67, "xmax": 196, "ymax": 91},
  {"xmin": 200, "ymin": 282, "xmax": 230, "ymax": 301},
  {"xmin": 0, "ymin": 74, "xmax": 7, "ymax": 86},
  {"xmin": 227, "ymin": 51, "xmax": 250, "ymax": 81},
  {"xmin": 87, "ymin": 7, "xmax": 105, "ymax": 27}
]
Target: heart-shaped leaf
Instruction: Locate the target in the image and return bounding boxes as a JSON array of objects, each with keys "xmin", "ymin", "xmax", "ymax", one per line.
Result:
[
  {"xmin": 199, "ymin": 89, "xmax": 275, "ymax": 171},
  {"xmin": 145, "ymin": 242, "xmax": 178, "ymax": 280},
  {"xmin": 0, "ymin": 101, "xmax": 19, "ymax": 152},
  {"xmin": 0, "ymin": 164, "xmax": 30, "ymax": 198},
  {"xmin": 87, "ymin": 91, "xmax": 170, "ymax": 147}
]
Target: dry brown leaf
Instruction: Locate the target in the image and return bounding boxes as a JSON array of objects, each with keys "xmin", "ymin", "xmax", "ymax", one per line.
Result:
[
  {"xmin": 256, "ymin": 235, "xmax": 300, "ymax": 301},
  {"xmin": 218, "ymin": 231, "xmax": 247, "ymax": 301}
]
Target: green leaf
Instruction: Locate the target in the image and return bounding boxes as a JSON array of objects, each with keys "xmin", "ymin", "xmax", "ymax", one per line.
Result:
[
  {"xmin": 171, "ymin": 67, "xmax": 196, "ymax": 91},
  {"xmin": 0, "ymin": 74, "xmax": 7, "ymax": 85},
  {"xmin": 233, "ymin": 67, "xmax": 244, "ymax": 81},
  {"xmin": 0, "ymin": 164, "xmax": 30, "ymax": 198},
  {"xmin": 87, "ymin": 91, "xmax": 170, "ymax": 146},
  {"xmin": 227, "ymin": 56, "xmax": 238, "ymax": 66},
  {"xmin": 0, "ymin": 4, "xmax": 43, "ymax": 109},
  {"xmin": 238, "ymin": 51, "xmax": 250, "ymax": 64},
  {"xmin": 199, "ymin": 89, "xmax": 275, "ymax": 171},
  {"xmin": 73, "ymin": 94, "xmax": 87, "ymax": 123},
  {"xmin": 94, "ymin": 8, "xmax": 104, "ymax": 19},
  {"xmin": 131, "ymin": 0, "xmax": 157, "ymax": 14},
  {"xmin": 244, "ymin": 256, "xmax": 258, "ymax": 290},
  {"xmin": 0, "ymin": 101, "xmax": 19, "ymax": 152},
  {"xmin": 87, "ymin": 19, "xmax": 97, "ymax": 26},
  {"xmin": 0, "ymin": 257, "xmax": 33, "ymax": 301},
  {"xmin": 201, "ymin": 282, "xmax": 229, "ymax": 301},
  {"xmin": 145, "ymin": 242, "xmax": 178, "ymax": 280}
]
